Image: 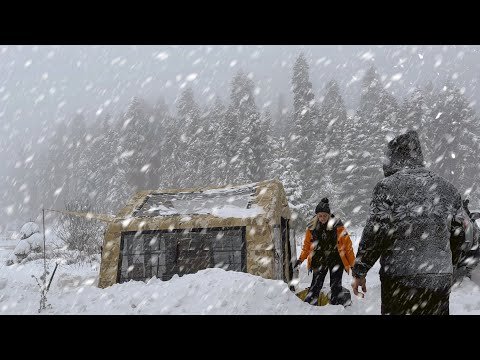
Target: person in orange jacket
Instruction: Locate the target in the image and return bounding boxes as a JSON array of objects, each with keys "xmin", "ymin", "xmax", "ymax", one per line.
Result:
[{"xmin": 294, "ymin": 198, "xmax": 355, "ymax": 305}]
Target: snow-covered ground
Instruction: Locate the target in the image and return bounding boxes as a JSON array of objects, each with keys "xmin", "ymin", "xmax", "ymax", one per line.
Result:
[{"xmin": 0, "ymin": 227, "xmax": 479, "ymax": 315}]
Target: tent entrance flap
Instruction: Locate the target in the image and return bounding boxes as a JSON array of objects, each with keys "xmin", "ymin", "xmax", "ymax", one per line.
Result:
[
  {"xmin": 282, "ymin": 217, "xmax": 294, "ymax": 286},
  {"xmin": 117, "ymin": 227, "xmax": 246, "ymax": 283}
]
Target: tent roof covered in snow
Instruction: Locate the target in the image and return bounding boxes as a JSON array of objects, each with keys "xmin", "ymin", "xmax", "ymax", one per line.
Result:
[{"xmin": 99, "ymin": 179, "xmax": 296, "ymax": 289}]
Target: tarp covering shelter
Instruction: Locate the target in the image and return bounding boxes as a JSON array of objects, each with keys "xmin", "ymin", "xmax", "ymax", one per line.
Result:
[{"xmin": 98, "ymin": 179, "xmax": 297, "ymax": 289}]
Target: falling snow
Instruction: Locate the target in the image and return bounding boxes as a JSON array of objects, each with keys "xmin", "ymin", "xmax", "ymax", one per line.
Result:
[{"xmin": 0, "ymin": 45, "xmax": 479, "ymax": 314}]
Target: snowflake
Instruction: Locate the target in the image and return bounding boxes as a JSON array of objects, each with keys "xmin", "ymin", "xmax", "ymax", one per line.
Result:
[
  {"xmin": 370, "ymin": 201, "xmax": 394, "ymax": 221},
  {"xmin": 424, "ymin": 201, "xmax": 444, "ymax": 217},
  {"xmin": 394, "ymin": 201, "xmax": 419, "ymax": 220},
  {"xmin": 445, "ymin": 203, "xmax": 457, "ymax": 218}
]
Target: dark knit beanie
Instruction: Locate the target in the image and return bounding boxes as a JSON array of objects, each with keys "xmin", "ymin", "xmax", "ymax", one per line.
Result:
[{"xmin": 315, "ymin": 198, "xmax": 330, "ymax": 214}]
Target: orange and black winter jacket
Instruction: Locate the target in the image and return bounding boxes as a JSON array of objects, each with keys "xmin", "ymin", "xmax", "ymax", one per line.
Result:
[{"xmin": 299, "ymin": 216, "xmax": 356, "ymax": 274}]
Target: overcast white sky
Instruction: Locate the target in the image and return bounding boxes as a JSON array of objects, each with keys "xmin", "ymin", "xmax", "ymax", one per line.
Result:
[{"xmin": 1, "ymin": 45, "xmax": 479, "ymax": 223}]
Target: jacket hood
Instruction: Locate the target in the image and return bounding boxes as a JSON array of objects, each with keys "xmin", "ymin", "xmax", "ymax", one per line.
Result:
[{"xmin": 383, "ymin": 130, "xmax": 425, "ymax": 177}]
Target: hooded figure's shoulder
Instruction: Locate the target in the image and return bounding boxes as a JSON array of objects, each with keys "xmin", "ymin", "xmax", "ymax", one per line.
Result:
[
  {"xmin": 430, "ymin": 172, "xmax": 462, "ymax": 197},
  {"xmin": 378, "ymin": 173, "xmax": 398, "ymax": 186},
  {"xmin": 371, "ymin": 177, "xmax": 396, "ymax": 195}
]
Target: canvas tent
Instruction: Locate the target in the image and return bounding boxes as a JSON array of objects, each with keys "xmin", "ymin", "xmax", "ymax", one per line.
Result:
[{"xmin": 98, "ymin": 179, "xmax": 297, "ymax": 289}]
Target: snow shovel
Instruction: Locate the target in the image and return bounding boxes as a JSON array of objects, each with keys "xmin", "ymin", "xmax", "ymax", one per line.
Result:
[
  {"xmin": 295, "ymin": 287, "xmax": 330, "ymax": 306},
  {"xmin": 296, "ymin": 286, "xmax": 352, "ymax": 307}
]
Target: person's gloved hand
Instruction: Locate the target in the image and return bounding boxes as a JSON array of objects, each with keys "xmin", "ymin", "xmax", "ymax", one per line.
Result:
[{"xmin": 294, "ymin": 259, "xmax": 302, "ymax": 269}]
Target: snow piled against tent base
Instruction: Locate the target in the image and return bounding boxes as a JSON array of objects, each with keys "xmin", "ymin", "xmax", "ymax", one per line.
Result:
[
  {"xmin": 0, "ymin": 260, "xmax": 341, "ymax": 314},
  {"xmin": 0, "ymin": 257, "xmax": 479, "ymax": 314}
]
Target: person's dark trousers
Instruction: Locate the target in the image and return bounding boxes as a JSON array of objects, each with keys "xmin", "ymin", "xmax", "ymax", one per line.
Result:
[
  {"xmin": 381, "ymin": 277, "xmax": 450, "ymax": 315},
  {"xmin": 304, "ymin": 262, "xmax": 343, "ymax": 305}
]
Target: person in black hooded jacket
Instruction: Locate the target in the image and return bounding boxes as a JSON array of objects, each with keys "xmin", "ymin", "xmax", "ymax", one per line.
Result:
[{"xmin": 351, "ymin": 130, "xmax": 472, "ymax": 315}]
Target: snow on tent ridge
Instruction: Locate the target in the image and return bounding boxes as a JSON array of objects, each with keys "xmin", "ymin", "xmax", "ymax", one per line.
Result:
[
  {"xmin": 201, "ymin": 182, "xmax": 259, "ymax": 195},
  {"xmin": 144, "ymin": 203, "xmax": 264, "ymax": 219},
  {"xmin": 210, "ymin": 204, "xmax": 264, "ymax": 218},
  {"xmin": 138, "ymin": 182, "xmax": 263, "ymax": 218}
]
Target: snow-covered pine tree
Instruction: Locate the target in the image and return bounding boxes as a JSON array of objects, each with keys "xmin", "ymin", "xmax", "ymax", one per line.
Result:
[
  {"xmin": 429, "ymin": 82, "xmax": 478, "ymax": 197},
  {"xmin": 157, "ymin": 111, "xmax": 182, "ymax": 188},
  {"xmin": 272, "ymin": 93, "xmax": 288, "ymax": 138},
  {"xmin": 207, "ymin": 97, "xmax": 227, "ymax": 185},
  {"xmin": 82, "ymin": 114, "xmax": 131, "ymax": 214},
  {"xmin": 239, "ymin": 105, "xmax": 263, "ymax": 183},
  {"xmin": 117, "ymin": 97, "xmax": 151, "ymax": 191},
  {"xmin": 223, "ymin": 70, "xmax": 260, "ymax": 184},
  {"xmin": 176, "ymin": 87, "xmax": 202, "ymax": 187},
  {"xmin": 291, "ymin": 53, "xmax": 317, "ymax": 198},
  {"xmin": 259, "ymin": 110, "xmax": 275, "ymax": 181},
  {"xmin": 344, "ymin": 66, "xmax": 399, "ymax": 225},
  {"xmin": 147, "ymin": 96, "xmax": 170, "ymax": 189},
  {"xmin": 310, "ymin": 80, "xmax": 349, "ymax": 217},
  {"xmin": 269, "ymin": 137, "xmax": 309, "ymax": 232}
]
